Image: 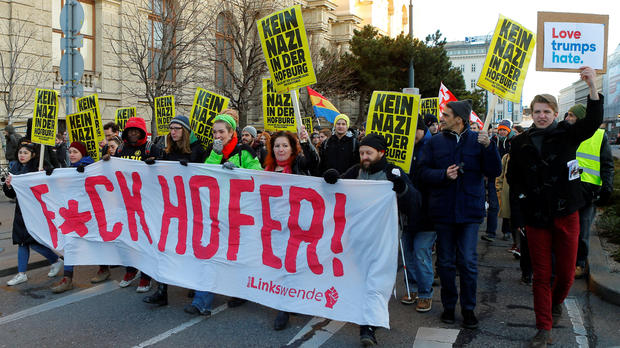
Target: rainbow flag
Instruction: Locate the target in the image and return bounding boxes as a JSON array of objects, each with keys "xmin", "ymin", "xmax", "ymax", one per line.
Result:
[{"xmin": 307, "ymin": 87, "xmax": 340, "ymax": 123}]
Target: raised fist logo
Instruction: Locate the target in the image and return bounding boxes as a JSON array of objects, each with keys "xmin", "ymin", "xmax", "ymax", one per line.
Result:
[{"xmin": 324, "ymin": 286, "xmax": 339, "ymax": 309}]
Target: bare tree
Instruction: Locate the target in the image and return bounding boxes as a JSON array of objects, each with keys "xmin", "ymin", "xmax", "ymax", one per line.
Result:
[
  {"xmin": 108, "ymin": 0, "xmax": 215, "ymax": 134},
  {"xmin": 0, "ymin": 16, "xmax": 49, "ymax": 124},
  {"xmin": 201, "ymin": 0, "xmax": 281, "ymax": 128}
]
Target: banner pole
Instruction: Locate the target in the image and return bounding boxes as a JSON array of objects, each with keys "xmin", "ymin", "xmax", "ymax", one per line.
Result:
[
  {"xmin": 483, "ymin": 93, "xmax": 498, "ymax": 132},
  {"xmin": 38, "ymin": 145, "xmax": 45, "ymax": 171},
  {"xmin": 290, "ymin": 89, "xmax": 305, "ymax": 142}
]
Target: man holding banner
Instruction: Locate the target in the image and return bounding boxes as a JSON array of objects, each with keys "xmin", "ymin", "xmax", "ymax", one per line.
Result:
[
  {"xmin": 507, "ymin": 67, "xmax": 603, "ymax": 347},
  {"xmin": 418, "ymin": 100, "xmax": 501, "ymax": 329}
]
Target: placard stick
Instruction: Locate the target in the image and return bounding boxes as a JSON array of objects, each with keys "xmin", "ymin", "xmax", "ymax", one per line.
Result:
[
  {"xmin": 290, "ymin": 89, "xmax": 306, "ymax": 142},
  {"xmin": 483, "ymin": 93, "xmax": 498, "ymax": 132},
  {"xmin": 38, "ymin": 145, "xmax": 45, "ymax": 171}
]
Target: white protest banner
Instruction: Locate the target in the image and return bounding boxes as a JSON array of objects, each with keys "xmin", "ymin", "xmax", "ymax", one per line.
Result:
[
  {"xmin": 11, "ymin": 159, "xmax": 398, "ymax": 328},
  {"xmin": 537, "ymin": 12, "xmax": 609, "ymax": 72}
]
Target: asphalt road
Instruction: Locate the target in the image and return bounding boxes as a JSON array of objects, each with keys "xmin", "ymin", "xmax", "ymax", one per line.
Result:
[{"xmin": 0, "ymin": 227, "xmax": 619, "ymax": 347}]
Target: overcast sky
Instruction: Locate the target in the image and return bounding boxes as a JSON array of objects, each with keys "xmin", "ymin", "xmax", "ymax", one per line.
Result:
[{"xmin": 411, "ymin": 0, "xmax": 619, "ymax": 105}]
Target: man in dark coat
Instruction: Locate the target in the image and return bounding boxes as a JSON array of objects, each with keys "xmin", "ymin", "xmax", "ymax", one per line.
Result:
[
  {"xmin": 318, "ymin": 114, "xmax": 359, "ymax": 175},
  {"xmin": 324, "ymin": 133, "xmax": 421, "ymax": 346},
  {"xmin": 507, "ymin": 67, "xmax": 603, "ymax": 347},
  {"xmin": 418, "ymin": 99, "xmax": 502, "ymax": 330},
  {"xmin": 4, "ymin": 125, "xmax": 19, "ymax": 162}
]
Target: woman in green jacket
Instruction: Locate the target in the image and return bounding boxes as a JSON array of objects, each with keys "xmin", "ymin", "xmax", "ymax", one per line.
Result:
[{"xmin": 204, "ymin": 114, "xmax": 262, "ymax": 170}]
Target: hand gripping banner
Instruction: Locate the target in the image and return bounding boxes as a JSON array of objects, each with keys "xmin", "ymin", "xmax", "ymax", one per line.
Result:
[{"xmin": 11, "ymin": 159, "xmax": 398, "ymax": 327}]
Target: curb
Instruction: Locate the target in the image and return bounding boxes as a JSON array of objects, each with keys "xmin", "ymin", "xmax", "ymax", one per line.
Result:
[{"xmin": 588, "ymin": 227, "xmax": 620, "ymax": 306}]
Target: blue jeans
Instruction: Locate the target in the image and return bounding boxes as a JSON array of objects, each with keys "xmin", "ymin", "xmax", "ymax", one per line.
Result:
[
  {"xmin": 486, "ymin": 178, "xmax": 499, "ymax": 237},
  {"xmin": 577, "ymin": 202, "xmax": 596, "ymax": 267},
  {"xmin": 18, "ymin": 244, "xmax": 59, "ymax": 273},
  {"xmin": 192, "ymin": 291, "xmax": 215, "ymax": 313},
  {"xmin": 402, "ymin": 231, "xmax": 436, "ymax": 299},
  {"xmin": 435, "ymin": 223, "xmax": 479, "ymax": 311}
]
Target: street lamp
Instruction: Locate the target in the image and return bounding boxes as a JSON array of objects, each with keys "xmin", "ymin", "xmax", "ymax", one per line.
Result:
[{"xmin": 408, "ymin": 0, "xmax": 414, "ymax": 89}]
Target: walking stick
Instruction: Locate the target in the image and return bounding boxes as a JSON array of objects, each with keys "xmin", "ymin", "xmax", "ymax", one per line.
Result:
[{"xmin": 398, "ymin": 214, "xmax": 412, "ymax": 302}]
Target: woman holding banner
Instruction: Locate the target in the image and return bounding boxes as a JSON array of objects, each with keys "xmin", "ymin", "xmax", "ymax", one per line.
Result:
[
  {"xmin": 3, "ymin": 143, "xmax": 63, "ymax": 286},
  {"xmin": 263, "ymin": 127, "xmax": 319, "ymax": 330},
  {"xmin": 185, "ymin": 113, "xmax": 262, "ymax": 316},
  {"xmin": 51, "ymin": 142, "xmax": 95, "ymax": 293},
  {"xmin": 142, "ymin": 115, "xmax": 208, "ymax": 306}
]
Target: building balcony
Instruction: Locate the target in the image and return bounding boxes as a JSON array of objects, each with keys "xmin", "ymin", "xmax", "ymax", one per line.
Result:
[{"xmin": 52, "ymin": 66, "xmax": 101, "ymax": 94}]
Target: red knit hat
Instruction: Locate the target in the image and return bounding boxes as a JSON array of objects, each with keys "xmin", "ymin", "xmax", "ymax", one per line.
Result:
[{"xmin": 70, "ymin": 141, "xmax": 88, "ymax": 157}]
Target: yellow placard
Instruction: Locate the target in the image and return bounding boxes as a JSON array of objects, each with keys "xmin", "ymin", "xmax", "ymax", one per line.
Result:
[
  {"xmin": 115, "ymin": 107, "xmax": 135, "ymax": 131},
  {"xmin": 66, "ymin": 110, "xmax": 100, "ymax": 161},
  {"xmin": 301, "ymin": 117, "xmax": 313, "ymax": 134},
  {"xmin": 76, "ymin": 94, "xmax": 104, "ymax": 142},
  {"xmin": 257, "ymin": 5, "xmax": 316, "ymax": 93},
  {"xmin": 31, "ymin": 89, "xmax": 59, "ymax": 146},
  {"xmin": 420, "ymin": 97, "xmax": 439, "ymax": 120},
  {"xmin": 262, "ymin": 78, "xmax": 298, "ymax": 132},
  {"xmin": 188, "ymin": 88, "xmax": 230, "ymax": 149},
  {"xmin": 477, "ymin": 15, "xmax": 536, "ymax": 103},
  {"xmin": 366, "ymin": 91, "xmax": 420, "ymax": 174},
  {"xmin": 155, "ymin": 95, "xmax": 175, "ymax": 136}
]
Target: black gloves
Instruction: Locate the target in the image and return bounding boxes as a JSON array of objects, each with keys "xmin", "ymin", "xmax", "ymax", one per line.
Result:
[
  {"xmin": 222, "ymin": 162, "xmax": 237, "ymax": 170},
  {"xmin": 386, "ymin": 168, "xmax": 407, "ymax": 194},
  {"xmin": 144, "ymin": 157, "xmax": 156, "ymax": 165},
  {"xmin": 76, "ymin": 164, "xmax": 86, "ymax": 173},
  {"xmin": 45, "ymin": 167, "xmax": 54, "ymax": 176},
  {"xmin": 179, "ymin": 159, "xmax": 189, "ymax": 166},
  {"xmin": 323, "ymin": 169, "xmax": 340, "ymax": 184},
  {"xmin": 102, "ymin": 154, "xmax": 111, "ymax": 161}
]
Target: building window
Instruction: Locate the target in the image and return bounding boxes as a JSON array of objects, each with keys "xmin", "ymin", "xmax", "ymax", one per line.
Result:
[
  {"xmin": 215, "ymin": 12, "xmax": 234, "ymax": 90},
  {"xmin": 471, "ymin": 64, "xmax": 476, "ymax": 72},
  {"xmin": 52, "ymin": 0, "xmax": 96, "ymax": 71},
  {"xmin": 497, "ymin": 111, "xmax": 504, "ymax": 119},
  {"xmin": 460, "ymin": 64, "xmax": 465, "ymax": 73},
  {"xmin": 148, "ymin": 0, "xmax": 175, "ymax": 81},
  {"xmin": 470, "ymin": 79, "xmax": 476, "ymax": 89}
]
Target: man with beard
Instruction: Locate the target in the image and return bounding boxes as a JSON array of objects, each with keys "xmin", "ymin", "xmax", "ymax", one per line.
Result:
[
  {"xmin": 241, "ymin": 125, "xmax": 266, "ymax": 166},
  {"xmin": 323, "ymin": 133, "xmax": 421, "ymax": 346}
]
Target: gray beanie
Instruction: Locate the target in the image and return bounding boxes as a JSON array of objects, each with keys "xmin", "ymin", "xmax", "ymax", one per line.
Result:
[
  {"xmin": 446, "ymin": 100, "xmax": 472, "ymax": 123},
  {"xmin": 170, "ymin": 115, "xmax": 191, "ymax": 132},
  {"xmin": 242, "ymin": 126, "xmax": 257, "ymax": 138}
]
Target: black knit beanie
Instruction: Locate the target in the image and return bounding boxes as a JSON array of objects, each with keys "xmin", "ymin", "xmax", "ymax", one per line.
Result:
[{"xmin": 360, "ymin": 133, "xmax": 387, "ymax": 152}]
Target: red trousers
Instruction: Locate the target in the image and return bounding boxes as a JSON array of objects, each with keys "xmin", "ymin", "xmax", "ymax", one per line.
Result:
[{"xmin": 526, "ymin": 211, "xmax": 579, "ymax": 330}]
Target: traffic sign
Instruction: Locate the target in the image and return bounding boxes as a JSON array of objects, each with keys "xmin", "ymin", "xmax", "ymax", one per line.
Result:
[
  {"xmin": 60, "ymin": 0, "xmax": 84, "ymax": 35},
  {"xmin": 60, "ymin": 52, "xmax": 84, "ymax": 82}
]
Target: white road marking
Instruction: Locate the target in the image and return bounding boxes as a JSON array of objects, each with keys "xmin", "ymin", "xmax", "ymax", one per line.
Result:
[
  {"xmin": 286, "ymin": 317, "xmax": 346, "ymax": 347},
  {"xmin": 412, "ymin": 327, "xmax": 460, "ymax": 348},
  {"xmin": 0, "ymin": 281, "xmax": 119, "ymax": 325},
  {"xmin": 565, "ymin": 297, "xmax": 589, "ymax": 348},
  {"xmin": 132, "ymin": 303, "xmax": 227, "ymax": 348}
]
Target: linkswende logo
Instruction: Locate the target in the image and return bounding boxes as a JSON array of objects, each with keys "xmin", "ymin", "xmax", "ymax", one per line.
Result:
[{"xmin": 246, "ymin": 276, "xmax": 339, "ymax": 309}]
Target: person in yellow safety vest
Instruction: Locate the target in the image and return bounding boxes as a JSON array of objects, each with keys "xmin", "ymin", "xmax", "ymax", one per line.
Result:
[{"xmin": 564, "ymin": 104, "xmax": 614, "ymax": 279}]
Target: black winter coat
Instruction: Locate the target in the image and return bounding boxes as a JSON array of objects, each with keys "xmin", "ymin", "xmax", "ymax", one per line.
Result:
[
  {"xmin": 318, "ymin": 133, "xmax": 359, "ymax": 175},
  {"xmin": 289, "ymin": 142, "xmax": 320, "ymax": 175},
  {"xmin": 3, "ymin": 159, "xmax": 39, "ymax": 245},
  {"xmin": 163, "ymin": 140, "xmax": 208, "ymax": 163},
  {"xmin": 507, "ymin": 95, "xmax": 604, "ymax": 228}
]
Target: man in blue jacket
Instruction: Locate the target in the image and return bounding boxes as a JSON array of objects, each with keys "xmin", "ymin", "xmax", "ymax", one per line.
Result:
[{"xmin": 419, "ymin": 100, "xmax": 502, "ymax": 329}]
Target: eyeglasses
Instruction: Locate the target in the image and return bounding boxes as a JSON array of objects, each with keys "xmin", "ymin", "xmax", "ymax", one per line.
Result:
[{"xmin": 169, "ymin": 126, "xmax": 183, "ymax": 131}]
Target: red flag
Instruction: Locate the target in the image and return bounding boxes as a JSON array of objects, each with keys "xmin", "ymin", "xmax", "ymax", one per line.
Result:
[{"xmin": 438, "ymin": 82, "xmax": 483, "ymax": 129}]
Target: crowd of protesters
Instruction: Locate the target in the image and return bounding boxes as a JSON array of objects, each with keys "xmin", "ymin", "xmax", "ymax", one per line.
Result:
[{"xmin": 1, "ymin": 66, "xmax": 614, "ymax": 348}]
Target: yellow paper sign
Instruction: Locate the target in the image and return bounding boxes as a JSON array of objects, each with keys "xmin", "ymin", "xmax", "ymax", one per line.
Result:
[
  {"xmin": 477, "ymin": 15, "xmax": 536, "ymax": 103},
  {"xmin": 366, "ymin": 91, "xmax": 420, "ymax": 174},
  {"xmin": 66, "ymin": 110, "xmax": 100, "ymax": 161},
  {"xmin": 155, "ymin": 95, "xmax": 175, "ymax": 136},
  {"xmin": 76, "ymin": 94, "xmax": 104, "ymax": 142},
  {"xmin": 302, "ymin": 117, "xmax": 313, "ymax": 134},
  {"xmin": 420, "ymin": 97, "xmax": 439, "ymax": 120},
  {"xmin": 188, "ymin": 88, "xmax": 230, "ymax": 149},
  {"xmin": 31, "ymin": 89, "xmax": 59, "ymax": 146},
  {"xmin": 115, "ymin": 107, "xmax": 135, "ymax": 131},
  {"xmin": 262, "ymin": 78, "xmax": 298, "ymax": 132},
  {"xmin": 258, "ymin": 5, "xmax": 316, "ymax": 93}
]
